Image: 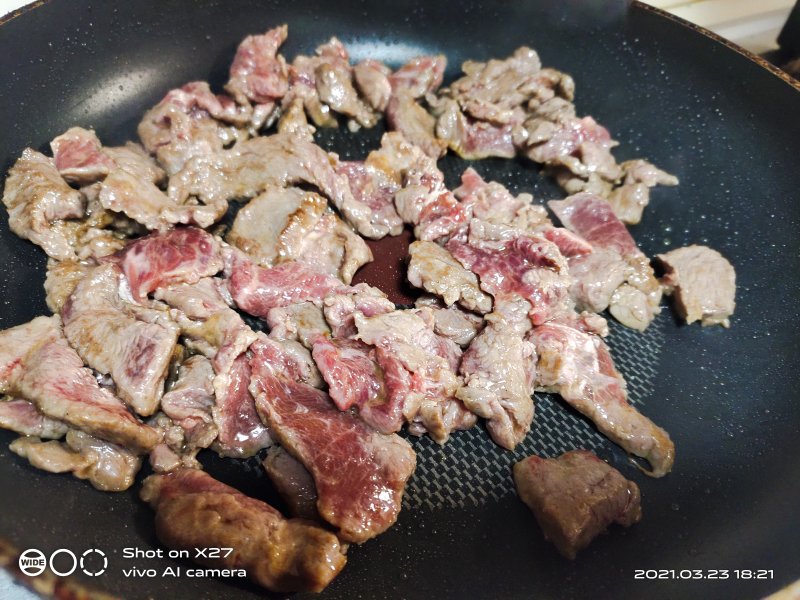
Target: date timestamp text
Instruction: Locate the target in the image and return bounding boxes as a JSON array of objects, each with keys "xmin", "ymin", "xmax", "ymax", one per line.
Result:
[{"xmin": 634, "ymin": 569, "xmax": 774, "ymax": 580}]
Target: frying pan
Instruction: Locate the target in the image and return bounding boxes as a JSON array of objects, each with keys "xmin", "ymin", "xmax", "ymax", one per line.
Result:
[{"xmin": 1, "ymin": 1, "xmax": 799, "ymax": 598}]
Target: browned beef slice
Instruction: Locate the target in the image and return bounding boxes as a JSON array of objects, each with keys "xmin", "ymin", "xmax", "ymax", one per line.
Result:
[{"xmin": 141, "ymin": 468, "xmax": 347, "ymax": 593}]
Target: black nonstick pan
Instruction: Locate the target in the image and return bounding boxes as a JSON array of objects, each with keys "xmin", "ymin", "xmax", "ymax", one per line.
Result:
[{"xmin": 0, "ymin": 1, "xmax": 798, "ymax": 599}]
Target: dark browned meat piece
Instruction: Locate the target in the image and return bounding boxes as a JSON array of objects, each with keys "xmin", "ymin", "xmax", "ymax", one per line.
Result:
[
  {"xmin": 0, "ymin": 316, "xmax": 159, "ymax": 453},
  {"xmin": 263, "ymin": 446, "xmax": 319, "ymax": 521},
  {"xmin": 140, "ymin": 469, "xmax": 347, "ymax": 593},
  {"xmin": 513, "ymin": 449, "xmax": 642, "ymax": 559},
  {"xmin": 2, "ymin": 148, "xmax": 86, "ymax": 260},
  {"xmin": 657, "ymin": 245, "xmax": 736, "ymax": 327}
]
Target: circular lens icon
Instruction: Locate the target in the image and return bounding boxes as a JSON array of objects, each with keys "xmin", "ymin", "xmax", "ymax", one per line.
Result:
[
  {"xmin": 48, "ymin": 549, "xmax": 78, "ymax": 577},
  {"xmin": 80, "ymin": 549, "xmax": 108, "ymax": 577},
  {"xmin": 18, "ymin": 549, "xmax": 47, "ymax": 577}
]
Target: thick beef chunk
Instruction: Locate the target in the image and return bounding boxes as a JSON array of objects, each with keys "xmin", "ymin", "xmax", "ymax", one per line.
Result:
[
  {"xmin": 513, "ymin": 450, "xmax": 642, "ymax": 559},
  {"xmin": 141, "ymin": 469, "xmax": 347, "ymax": 593},
  {"xmin": 657, "ymin": 245, "xmax": 736, "ymax": 327}
]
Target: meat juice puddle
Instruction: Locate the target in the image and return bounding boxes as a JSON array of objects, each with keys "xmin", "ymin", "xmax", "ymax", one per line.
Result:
[{"xmin": 351, "ymin": 227, "xmax": 417, "ymax": 306}]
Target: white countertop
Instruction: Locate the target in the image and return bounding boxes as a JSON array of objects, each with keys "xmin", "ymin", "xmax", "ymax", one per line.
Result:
[{"xmin": 0, "ymin": 0, "xmax": 29, "ymax": 18}]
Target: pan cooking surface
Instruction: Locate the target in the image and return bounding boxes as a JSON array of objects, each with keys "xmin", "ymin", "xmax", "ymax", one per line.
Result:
[{"xmin": 0, "ymin": 1, "xmax": 799, "ymax": 599}]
